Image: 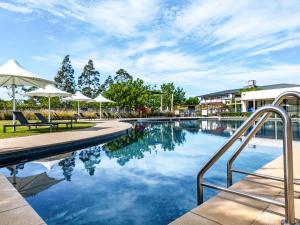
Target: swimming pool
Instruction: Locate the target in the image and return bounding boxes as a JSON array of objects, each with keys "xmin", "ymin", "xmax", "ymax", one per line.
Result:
[{"xmin": 0, "ymin": 119, "xmax": 296, "ymax": 225}]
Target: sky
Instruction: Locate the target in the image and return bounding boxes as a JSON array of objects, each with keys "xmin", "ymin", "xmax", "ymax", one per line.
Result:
[{"xmin": 0, "ymin": 0, "xmax": 300, "ymax": 98}]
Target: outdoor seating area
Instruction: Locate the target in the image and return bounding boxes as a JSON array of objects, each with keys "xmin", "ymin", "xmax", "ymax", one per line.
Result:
[
  {"xmin": 3, "ymin": 111, "xmax": 58, "ymax": 133},
  {"xmin": 0, "ymin": 59, "xmax": 118, "ymax": 135}
]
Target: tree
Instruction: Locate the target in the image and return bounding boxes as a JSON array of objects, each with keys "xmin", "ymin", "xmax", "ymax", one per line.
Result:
[
  {"xmin": 78, "ymin": 59, "xmax": 100, "ymax": 98},
  {"xmin": 185, "ymin": 97, "xmax": 200, "ymax": 105},
  {"xmin": 54, "ymin": 55, "xmax": 76, "ymax": 94},
  {"xmin": 114, "ymin": 69, "xmax": 133, "ymax": 82},
  {"xmin": 160, "ymin": 83, "xmax": 185, "ymax": 109},
  {"xmin": 104, "ymin": 78, "xmax": 149, "ymax": 112},
  {"xmin": 99, "ymin": 75, "xmax": 114, "ymax": 93}
]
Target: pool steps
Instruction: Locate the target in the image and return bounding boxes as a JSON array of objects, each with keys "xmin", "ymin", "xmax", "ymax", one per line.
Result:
[{"xmin": 172, "ymin": 91, "xmax": 300, "ymax": 225}]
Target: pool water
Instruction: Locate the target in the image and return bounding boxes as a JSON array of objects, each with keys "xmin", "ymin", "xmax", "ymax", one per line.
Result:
[{"xmin": 0, "ymin": 119, "xmax": 295, "ymax": 225}]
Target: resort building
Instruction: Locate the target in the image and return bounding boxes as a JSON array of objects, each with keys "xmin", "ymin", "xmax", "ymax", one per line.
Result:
[
  {"xmin": 241, "ymin": 84, "xmax": 300, "ymax": 114},
  {"xmin": 198, "ymin": 80, "xmax": 300, "ymax": 116},
  {"xmin": 198, "ymin": 87, "xmax": 242, "ymax": 116}
]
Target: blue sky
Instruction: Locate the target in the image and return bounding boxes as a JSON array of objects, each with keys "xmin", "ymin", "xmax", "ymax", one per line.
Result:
[{"xmin": 1, "ymin": 0, "xmax": 300, "ymax": 97}]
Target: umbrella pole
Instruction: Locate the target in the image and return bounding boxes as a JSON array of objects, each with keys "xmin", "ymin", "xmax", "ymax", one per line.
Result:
[
  {"xmin": 13, "ymin": 165, "xmax": 17, "ymax": 185},
  {"xmin": 100, "ymin": 102, "xmax": 102, "ymax": 119},
  {"xmin": 12, "ymin": 80, "xmax": 16, "ymax": 132},
  {"xmin": 48, "ymin": 96, "xmax": 51, "ymax": 122},
  {"xmin": 77, "ymin": 101, "xmax": 80, "ymax": 114}
]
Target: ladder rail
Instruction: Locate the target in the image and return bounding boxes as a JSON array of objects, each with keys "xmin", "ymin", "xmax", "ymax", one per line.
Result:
[
  {"xmin": 197, "ymin": 105, "xmax": 296, "ymax": 224},
  {"xmin": 227, "ymin": 91, "xmax": 300, "ymax": 187}
]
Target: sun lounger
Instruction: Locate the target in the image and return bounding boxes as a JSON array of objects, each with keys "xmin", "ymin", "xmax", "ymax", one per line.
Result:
[
  {"xmin": 3, "ymin": 111, "xmax": 58, "ymax": 133},
  {"xmin": 79, "ymin": 112, "xmax": 96, "ymax": 120},
  {"xmin": 35, "ymin": 113, "xmax": 73, "ymax": 129}
]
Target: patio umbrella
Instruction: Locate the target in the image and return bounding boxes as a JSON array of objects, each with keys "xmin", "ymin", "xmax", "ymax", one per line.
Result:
[
  {"xmin": 0, "ymin": 59, "xmax": 53, "ymax": 129},
  {"xmin": 25, "ymin": 85, "xmax": 71, "ymax": 122},
  {"xmin": 64, "ymin": 91, "xmax": 93, "ymax": 114},
  {"xmin": 93, "ymin": 94, "xmax": 114, "ymax": 119},
  {"xmin": 7, "ymin": 171, "xmax": 64, "ymax": 197}
]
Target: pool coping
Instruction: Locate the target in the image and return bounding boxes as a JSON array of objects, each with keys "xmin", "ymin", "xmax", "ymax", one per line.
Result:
[{"xmin": 0, "ymin": 120, "xmax": 132, "ymax": 166}]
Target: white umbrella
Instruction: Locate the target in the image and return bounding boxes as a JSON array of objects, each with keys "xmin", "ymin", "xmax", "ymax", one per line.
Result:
[
  {"xmin": 94, "ymin": 94, "xmax": 114, "ymax": 119},
  {"xmin": 64, "ymin": 91, "xmax": 93, "ymax": 114},
  {"xmin": 26, "ymin": 85, "xmax": 71, "ymax": 122},
  {"xmin": 0, "ymin": 59, "xmax": 53, "ymax": 129}
]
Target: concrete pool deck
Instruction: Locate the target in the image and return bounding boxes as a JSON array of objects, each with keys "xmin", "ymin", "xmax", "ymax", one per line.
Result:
[
  {"xmin": 0, "ymin": 120, "xmax": 132, "ymax": 165},
  {"xmin": 0, "ymin": 120, "xmax": 132, "ymax": 225},
  {"xmin": 170, "ymin": 141, "xmax": 300, "ymax": 225}
]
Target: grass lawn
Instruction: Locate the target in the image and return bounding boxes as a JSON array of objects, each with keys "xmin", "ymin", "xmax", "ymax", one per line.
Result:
[{"xmin": 0, "ymin": 120, "xmax": 95, "ymax": 139}]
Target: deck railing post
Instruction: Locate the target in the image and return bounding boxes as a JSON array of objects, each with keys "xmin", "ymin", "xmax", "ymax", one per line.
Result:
[{"xmin": 282, "ymin": 112, "xmax": 295, "ymax": 225}]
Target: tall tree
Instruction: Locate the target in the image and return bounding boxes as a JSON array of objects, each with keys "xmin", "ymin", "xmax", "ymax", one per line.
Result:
[
  {"xmin": 54, "ymin": 55, "xmax": 76, "ymax": 94},
  {"xmin": 99, "ymin": 75, "xmax": 114, "ymax": 93},
  {"xmin": 114, "ymin": 69, "xmax": 133, "ymax": 82},
  {"xmin": 78, "ymin": 59, "xmax": 100, "ymax": 98}
]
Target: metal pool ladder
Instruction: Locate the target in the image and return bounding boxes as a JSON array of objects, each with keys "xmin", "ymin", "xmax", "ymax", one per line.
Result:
[{"xmin": 197, "ymin": 91, "xmax": 300, "ymax": 225}]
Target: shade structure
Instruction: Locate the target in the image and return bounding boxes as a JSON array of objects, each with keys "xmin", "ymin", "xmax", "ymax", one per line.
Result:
[
  {"xmin": 0, "ymin": 59, "xmax": 54, "ymax": 129},
  {"xmin": 7, "ymin": 171, "xmax": 64, "ymax": 197},
  {"xmin": 26, "ymin": 85, "xmax": 71, "ymax": 122},
  {"xmin": 64, "ymin": 91, "xmax": 93, "ymax": 114},
  {"xmin": 94, "ymin": 94, "xmax": 114, "ymax": 119}
]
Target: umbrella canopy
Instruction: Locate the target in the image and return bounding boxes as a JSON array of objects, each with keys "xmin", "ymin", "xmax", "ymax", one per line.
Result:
[
  {"xmin": 7, "ymin": 172, "xmax": 64, "ymax": 197},
  {"xmin": 94, "ymin": 94, "xmax": 114, "ymax": 103},
  {"xmin": 94, "ymin": 94, "xmax": 114, "ymax": 119},
  {"xmin": 26, "ymin": 85, "xmax": 71, "ymax": 122},
  {"xmin": 64, "ymin": 91, "xmax": 93, "ymax": 114},
  {"xmin": 0, "ymin": 59, "xmax": 54, "ymax": 87},
  {"xmin": 0, "ymin": 59, "xmax": 54, "ymax": 129},
  {"xmin": 32, "ymin": 152, "xmax": 73, "ymax": 170}
]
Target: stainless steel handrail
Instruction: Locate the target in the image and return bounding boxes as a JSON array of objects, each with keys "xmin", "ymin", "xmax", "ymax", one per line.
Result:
[
  {"xmin": 227, "ymin": 91, "xmax": 300, "ymax": 187},
  {"xmin": 197, "ymin": 105, "xmax": 296, "ymax": 225}
]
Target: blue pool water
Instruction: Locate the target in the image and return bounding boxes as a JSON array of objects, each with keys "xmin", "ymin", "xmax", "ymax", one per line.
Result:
[{"xmin": 0, "ymin": 119, "xmax": 294, "ymax": 225}]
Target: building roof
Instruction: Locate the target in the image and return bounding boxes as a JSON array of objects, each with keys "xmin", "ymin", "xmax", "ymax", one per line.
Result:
[{"xmin": 198, "ymin": 83, "xmax": 300, "ymax": 98}]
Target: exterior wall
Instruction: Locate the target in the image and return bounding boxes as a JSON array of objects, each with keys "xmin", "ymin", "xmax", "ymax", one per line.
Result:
[
  {"xmin": 241, "ymin": 86, "xmax": 300, "ymax": 100},
  {"xmin": 241, "ymin": 87, "xmax": 300, "ymax": 114}
]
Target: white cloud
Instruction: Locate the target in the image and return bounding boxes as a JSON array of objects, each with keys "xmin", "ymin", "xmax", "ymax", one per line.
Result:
[
  {"xmin": 9, "ymin": 0, "xmax": 160, "ymax": 36},
  {"xmin": 3, "ymin": 0, "xmax": 300, "ymax": 96},
  {"xmin": 172, "ymin": 0, "xmax": 300, "ymax": 57},
  {"xmin": 0, "ymin": 2, "xmax": 32, "ymax": 13}
]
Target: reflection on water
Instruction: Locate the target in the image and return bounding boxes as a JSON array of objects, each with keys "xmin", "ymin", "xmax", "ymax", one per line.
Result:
[{"xmin": 0, "ymin": 119, "xmax": 296, "ymax": 225}]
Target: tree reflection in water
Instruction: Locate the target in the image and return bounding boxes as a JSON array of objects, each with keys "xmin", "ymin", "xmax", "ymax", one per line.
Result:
[
  {"xmin": 58, "ymin": 152, "xmax": 76, "ymax": 181},
  {"xmin": 79, "ymin": 146, "xmax": 101, "ymax": 176},
  {"xmin": 103, "ymin": 122, "xmax": 187, "ymax": 166}
]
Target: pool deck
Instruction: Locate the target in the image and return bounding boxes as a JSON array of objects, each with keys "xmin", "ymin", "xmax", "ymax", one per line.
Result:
[
  {"xmin": 0, "ymin": 120, "xmax": 132, "ymax": 165},
  {"xmin": 170, "ymin": 141, "xmax": 300, "ymax": 225},
  {"xmin": 0, "ymin": 120, "xmax": 132, "ymax": 225}
]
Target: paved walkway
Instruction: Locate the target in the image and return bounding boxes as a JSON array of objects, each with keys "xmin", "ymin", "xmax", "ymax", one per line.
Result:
[
  {"xmin": 170, "ymin": 142, "xmax": 300, "ymax": 225},
  {"xmin": 0, "ymin": 120, "xmax": 132, "ymax": 155},
  {"xmin": 0, "ymin": 173, "xmax": 45, "ymax": 225},
  {"xmin": 0, "ymin": 120, "xmax": 132, "ymax": 225}
]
